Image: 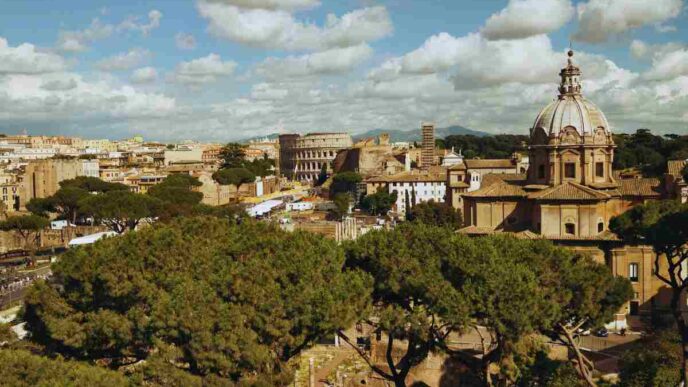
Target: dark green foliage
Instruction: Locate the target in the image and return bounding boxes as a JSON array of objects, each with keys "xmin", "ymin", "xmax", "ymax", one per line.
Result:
[
  {"xmin": 26, "ymin": 177, "xmax": 128, "ymax": 223},
  {"xmin": 23, "ymin": 217, "xmax": 370, "ymax": 385},
  {"xmin": 148, "ymin": 174, "xmax": 204, "ymax": 219},
  {"xmin": 0, "ymin": 323, "xmax": 17, "ymax": 344},
  {"xmin": 212, "ymin": 168, "xmax": 256, "ymax": 190},
  {"xmin": 60, "ymin": 176, "xmax": 129, "ymax": 193},
  {"xmin": 0, "ymin": 349, "xmax": 131, "ymax": 387},
  {"xmin": 79, "ymin": 190, "xmax": 161, "ymax": 233},
  {"xmin": 683, "ymin": 164, "xmax": 688, "ymax": 185},
  {"xmin": 619, "ymin": 330, "xmax": 681, "ymax": 387},
  {"xmin": 331, "ymin": 193, "xmax": 351, "ymax": 220},
  {"xmin": 25, "ymin": 197, "xmax": 54, "ymax": 218},
  {"xmin": 611, "ymin": 200, "xmax": 688, "ymax": 385},
  {"xmin": 344, "ymin": 224, "xmax": 470, "ymax": 386},
  {"xmin": 243, "ymin": 156, "xmax": 276, "ymax": 177},
  {"xmin": 219, "ymin": 143, "xmax": 275, "ymax": 177},
  {"xmin": 442, "ymin": 134, "xmax": 528, "ymax": 159},
  {"xmin": 316, "ymin": 163, "xmax": 328, "ymax": 186},
  {"xmin": 610, "ymin": 200, "xmax": 687, "ymax": 244},
  {"xmin": 613, "ymin": 129, "xmax": 688, "ymax": 176},
  {"xmin": 0, "ymin": 214, "xmax": 50, "ymax": 251},
  {"xmin": 361, "ymin": 191, "xmax": 397, "ymax": 216},
  {"xmin": 219, "ymin": 143, "xmax": 247, "ymax": 168},
  {"xmin": 330, "ymin": 172, "xmax": 362, "ymax": 197},
  {"xmin": 345, "ymin": 224, "xmax": 631, "ymax": 386},
  {"xmin": 406, "ymin": 200, "xmax": 462, "ymax": 229}
]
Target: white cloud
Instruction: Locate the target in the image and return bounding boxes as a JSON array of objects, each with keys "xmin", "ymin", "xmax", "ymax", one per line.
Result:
[
  {"xmin": 643, "ymin": 48, "xmax": 688, "ymax": 81},
  {"xmin": 251, "ymin": 82, "xmax": 290, "ymax": 100},
  {"xmin": 256, "ymin": 44, "xmax": 373, "ymax": 80},
  {"xmin": 173, "ymin": 53, "xmax": 238, "ymax": 84},
  {"xmin": 56, "ymin": 10, "xmax": 162, "ymax": 52},
  {"xmin": 481, "ymin": 0, "xmax": 574, "ymax": 40},
  {"xmin": 175, "ymin": 32, "xmax": 197, "ymax": 50},
  {"xmin": 41, "ymin": 77, "xmax": 78, "ymax": 91},
  {"xmin": 0, "ymin": 72, "xmax": 175, "ymax": 122},
  {"xmin": 130, "ymin": 67, "xmax": 158, "ymax": 84},
  {"xmin": 630, "ymin": 39, "xmax": 685, "ymax": 60},
  {"xmin": 118, "ymin": 10, "xmax": 163, "ymax": 36},
  {"xmin": 0, "ymin": 37, "xmax": 67, "ymax": 74},
  {"xmin": 196, "ymin": 2, "xmax": 392, "ymax": 51},
  {"xmin": 56, "ymin": 18, "xmax": 114, "ymax": 52},
  {"xmin": 203, "ymin": 0, "xmax": 320, "ymax": 11},
  {"xmin": 574, "ymin": 0, "xmax": 683, "ymax": 43},
  {"xmin": 96, "ymin": 48, "xmax": 151, "ymax": 71}
]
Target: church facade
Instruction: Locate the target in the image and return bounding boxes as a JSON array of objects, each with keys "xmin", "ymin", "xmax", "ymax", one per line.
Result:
[{"xmin": 459, "ymin": 51, "xmax": 671, "ymax": 322}]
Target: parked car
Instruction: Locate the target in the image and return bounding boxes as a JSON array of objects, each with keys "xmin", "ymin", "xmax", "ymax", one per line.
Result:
[
  {"xmin": 576, "ymin": 328, "xmax": 591, "ymax": 336},
  {"xmin": 594, "ymin": 327, "xmax": 609, "ymax": 337}
]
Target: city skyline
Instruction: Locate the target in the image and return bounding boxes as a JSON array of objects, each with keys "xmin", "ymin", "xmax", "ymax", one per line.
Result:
[{"xmin": 0, "ymin": 0, "xmax": 687, "ymax": 141}]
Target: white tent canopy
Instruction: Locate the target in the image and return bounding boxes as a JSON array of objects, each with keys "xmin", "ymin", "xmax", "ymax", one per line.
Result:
[{"xmin": 68, "ymin": 231, "xmax": 118, "ymax": 246}]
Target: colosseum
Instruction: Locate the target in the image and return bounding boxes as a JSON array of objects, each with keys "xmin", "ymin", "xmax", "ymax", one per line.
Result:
[{"xmin": 279, "ymin": 133, "xmax": 353, "ymax": 182}]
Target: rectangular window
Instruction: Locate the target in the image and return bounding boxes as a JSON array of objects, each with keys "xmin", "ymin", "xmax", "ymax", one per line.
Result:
[
  {"xmin": 595, "ymin": 162, "xmax": 604, "ymax": 178},
  {"xmin": 629, "ymin": 263, "xmax": 639, "ymax": 282},
  {"xmin": 538, "ymin": 164, "xmax": 545, "ymax": 179},
  {"xmin": 565, "ymin": 223, "xmax": 575, "ymax": 235},
  {"xmin": 564, "ymin": 163, "xmax": 576, "ymax": 179}
]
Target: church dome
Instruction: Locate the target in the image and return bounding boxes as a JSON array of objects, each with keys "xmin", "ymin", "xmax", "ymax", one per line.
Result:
[
  {"xmin": 533, "ymin": 96, "xmax": 610, "ymax": 137},
  {"xmin": 531, "ymin": 50, "xmax": 611, "ymax": 138}
]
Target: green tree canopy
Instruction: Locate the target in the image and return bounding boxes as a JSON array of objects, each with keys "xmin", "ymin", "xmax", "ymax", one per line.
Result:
[
  {"xmin": 406, "ymin": 200, "xmax": 463, "ymax": 229},
  {"xmin": 330, "ymin": 172, "xmax": 362, "ymax": 197},
  {"xmin": 361, "ymin": 191, "xmax": 397, "ymax": 216},
  {"xmin": 27, "ymin": 177, "xmax": 129, "ymax": 223},
  {"xmin": 619, "ymin": 330, "xmax": 682, "ymax": 387},
  {"xmin": 148, "ymin": 174, "xmax": 204, "ymax": 219},
  {"xmin": 79, "ymin": 190, "xmax": 161, "ymax": 234},
  {"xmin": 345, "ymin": 224, "xmax": 630, "ymax": 386},
  {"xmin": 212, "ymin": 168, "xmax": 256, "ymax": 190},
  {"xmin": 0, "ymin": 323, "xmax": 17, "ymax": 345},
  {"xmin": 0, "ymin": 214, "xmax": 50, "ymax": 252},
  {"xmin": 23, "ymin": 217, "xmax": 370, "ymax": 385},
  {"xmin": 613, "ymin": 129, "xmax": 688, "ymax": 176},
  {"xmin": 331, "ymin": 193, "xmax": 351, "ymax": 220},
  {"xmin": 0, "ymin": 349, "xmax": 131, "ymax": 387},
  {"xmin": 219, "ymin": 143, "xmax": 247, "ymax": 168},
  {"xmin": 611, "ymin": 200, "xmax": 688, "ymax": 385},
  {"xmin": 60, "ymin": 176, "xmax": 129, "ymax": 193},
  {"xmin": 343, "ymin": 224, "xmax": 470, "ymax": 387},
  {"xmin": 25, "ymin": 197, "xmax": 54, "ymax": 218}
]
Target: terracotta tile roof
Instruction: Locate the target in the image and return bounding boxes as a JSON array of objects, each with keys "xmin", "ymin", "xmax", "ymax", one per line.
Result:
[
  {"xmin": 540, "ymin": 230, "xmax": 621, "ymax": 241},
  {"xmin": 528, "ymin": 182, "xmax": 610, "ymax": 201},
  {"xmin": 616, "ymin": 177, "xmax": 662, "ymax": 198},
  {"xmin": 463, "ymin": 181, "xmax": 528, "ymax": 198},
  {"xmin": 457, "ymin": 226, "xmax": 500, "ymax": 235},
  {"xmin": 464, "ymin": 159, "xmax": 516, "ymax": 169},
  {"xmin": 668, "ymin": 160, "xmax": 687, "ymax": 177},
  {"xmin": 449, "ymin": 181, "xmax": 470, "ymax": 188},
  {"xmin": 365, "ymin": 168, "xmax": 446, "ymax": 183}
]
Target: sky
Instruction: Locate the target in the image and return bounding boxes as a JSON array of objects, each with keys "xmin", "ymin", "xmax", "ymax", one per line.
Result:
[{"xmin": 0, "ymin": 0, "xmax": 687, "ymax": 142}]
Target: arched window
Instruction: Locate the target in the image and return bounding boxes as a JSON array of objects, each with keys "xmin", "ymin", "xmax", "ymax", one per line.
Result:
[{"xmin": 597, "ymin": 221, "xmax": 604, "ymax": 233}]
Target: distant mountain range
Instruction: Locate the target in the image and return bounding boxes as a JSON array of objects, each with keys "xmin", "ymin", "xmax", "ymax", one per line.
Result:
[
  {"xmin": 241, "ymin": 125, "xmax": 488, "ymax": 143},
  {"xmin": 352, "ymin": 126, "xmax": 488, "ymax": 142}
]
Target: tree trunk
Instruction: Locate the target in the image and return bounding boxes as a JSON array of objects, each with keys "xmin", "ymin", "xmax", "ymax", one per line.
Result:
[
  {"xmin": 670, "ymin": 286, "xmax": 688, "ymax": 386},
  {"xmin": 560, "ymin": 325, "xmax": 597, "ymax": 387}
]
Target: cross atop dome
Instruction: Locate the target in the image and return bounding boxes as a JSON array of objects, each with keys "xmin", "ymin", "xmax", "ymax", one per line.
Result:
[{"xmin": 558, "ymin": 49, "xmax": 582, "ymax": 97}]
